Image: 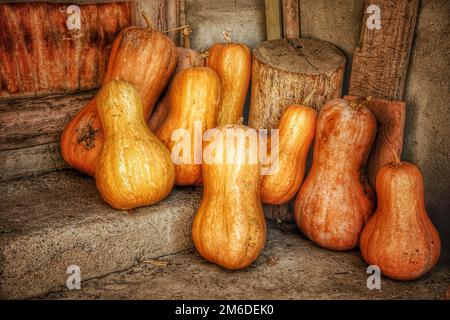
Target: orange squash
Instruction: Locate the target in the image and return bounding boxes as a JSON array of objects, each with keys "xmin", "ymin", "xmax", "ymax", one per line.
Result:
[
  {"xmin": 360, "ymin": 155, "xmax": 441, "ymax": 281},
  {"xmin": 192, "ymin": 124, "xmax": 266, "ymax": 270},
  {"xmin": 156, "ymin": 67, "xmax": 221, "ymax": 186},
  {"xmin": 95, "ymin": 80, "xmax": 175, "ymax": 210},
  {"xmin": 61, "ymin": 15, "xmax": 177, "ymax": 176},
  {"xmin": 148, "ymin": 28, "xmax": 206, "ymax": 132},
  {"xmin": 261, "ymin": 105, "xmax": 317, "ymax": 205},
  {"xmin": 206, "ymin": 32, "xmax": 251, "ymax": 125},
  {"xmin": 295, "ymin": 98, "xmax": 377, "ymax": 251}
]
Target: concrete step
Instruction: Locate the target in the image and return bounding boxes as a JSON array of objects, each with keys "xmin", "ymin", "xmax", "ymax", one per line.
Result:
[
  {"xmin": 0, "ymin": 170, "xmax": 201, "ymax": 299},
  {"xmin": 47, "ymin": 222, "xmax": 450, "ymax": 300}
]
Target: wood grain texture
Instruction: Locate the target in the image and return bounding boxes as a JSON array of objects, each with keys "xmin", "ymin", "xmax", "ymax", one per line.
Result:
[
  {"xmin": 249, "ymin": 38, "xmax": 346, "ymax": 130},
  {"xmin": 345, "ymin": 96, "xmax": 406, "ymax": 189},
  {"xmin": 167, "ymin": 0, "xmax": 180, "ymax": 44},
  {"xmin": 349, "ymin": 0, "xmax": 419, "ymax": 100},
  {"xmin": 249, "ymin": 38, "xmax": 346, "ymax": 222},
  {"xmin": 0, "ymin": 91, "xmax": 95, "ymax": 151},
  {"xmin": 265, "ymin": 0, "xmax": 283, "ymax": 40},
  {"xmin": 133, "ymin": 0, "xmax": 167, "ymax": 31},
  {"xmin": 282, "ymin": 0, "xmax": 300, "ymax": 38},
  {"xmin": 0, "ymin": 2, "xmax": 132, "ymax": 98}
]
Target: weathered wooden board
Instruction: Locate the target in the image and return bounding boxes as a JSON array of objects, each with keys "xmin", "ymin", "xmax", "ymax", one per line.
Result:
[
  {"xmin": 265, "ymin": 0, "xmax": 283, "ymax": 40},
  {"xmin": 345, "ymin": 96, "xmax": 406, "ymax": 189},
  {"xmin": 0, "ymin": 2, "xmax": 132, "ymax": 98},
  {"xmin": 349, "ymin": 0, "xmax": 419, "ymax": 100},
  {"xmin": 282, "ymin": 0, "xmax": 300, "ymax": 39},
  {"xmin": 0, "ymin": 91, "xmax": 95, "ymax": 151}
]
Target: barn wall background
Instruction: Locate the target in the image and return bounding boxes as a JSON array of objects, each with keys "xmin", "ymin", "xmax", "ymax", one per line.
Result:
[{"xmin": 185, "ymin": 0, "xmax": 450, "ymax": 265}]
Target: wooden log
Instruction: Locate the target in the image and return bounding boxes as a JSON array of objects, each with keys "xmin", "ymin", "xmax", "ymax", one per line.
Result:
[
  {"xmin": 281, "ymin": 0, "xmax": 300, "ymax": 39},
  {"xmin": 345, "ymin": 96, "xmax": 406, "ymax": 189},
  {"xmin": 249, "ymin": 38, "xmax": 346, "ymax": 222},
  {"xmin": 349, "ymin": 0, "xmax": 419, "ymax": 100},
  {"xmin": 0, "ymin": 91, "xmax": 95, "ymax": 151},
  {"xmin": 0, "ymin": 142, "xmax": 67, "ymax": 181},
  {"xmin": 249, "ymin": 38, "xmax": 346, "ymax": 129},
  {"xmin": 0, "ymin": 2, "xmax": 132, "ymax": 99},
  {"xmin": 265, "ymin": 0, "xmax": 283, "ymax": 40}
]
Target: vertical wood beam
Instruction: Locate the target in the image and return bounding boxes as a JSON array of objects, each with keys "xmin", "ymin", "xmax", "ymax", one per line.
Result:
[
  {"xmin": 265, "ymin": 0, "xmax": 283, "ymax": 40},
  {"xmin": 282, "ymin": 0, "xmax": 300, "ymax": 38}
]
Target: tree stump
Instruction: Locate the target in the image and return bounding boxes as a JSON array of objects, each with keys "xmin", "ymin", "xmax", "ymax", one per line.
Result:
[{"xmin": 249, "ymin": 38, "xmax": 346, "ymax": 222}]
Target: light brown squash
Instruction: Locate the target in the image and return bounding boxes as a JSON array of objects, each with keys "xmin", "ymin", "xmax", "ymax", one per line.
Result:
[
  {"xmin": 206, "ymin": 32, "xmax": 251, "ymax": 125},
  {"xmin": 61, "ymin": 15, "xmax": 177, "ymax": 176},
  {"xmin": 148, "ymin": 28, "xmax": 206, "ymax": 132},
  {"xmin": 261, "ymin": 104, "xmax": 317, "ymax": 205},
  {"xmin": 156, "ymin": 66, "xmax": 221, "ymax": 186},
  {"xmin": 360, "ymin": 155, "xmax": 441, "ymax": 281},
  {"xmin": 192, "ymin": 124, "xmax": 266, "ymax": 270},
  {"xmin": 295, "ymin": 98, "xmax": 377, "ymax": 251},
  {"xmin": 95, "ymin": 80, "xmax": 175, "ymax": 210}
]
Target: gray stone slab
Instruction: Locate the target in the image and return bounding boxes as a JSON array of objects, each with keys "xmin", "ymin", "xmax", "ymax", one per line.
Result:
[
  {"xmin": 0, "ymin": 170, "xmax": 201, "ymax": 299},
  {"xmin": 47, "ymin": 223, "xmax": 450, "ymax": 300}
]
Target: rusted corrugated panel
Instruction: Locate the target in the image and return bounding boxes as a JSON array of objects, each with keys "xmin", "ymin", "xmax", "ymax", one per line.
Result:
[{"xmin": 0, "ymin": 2, "xmax": 132, "ymax": 98}]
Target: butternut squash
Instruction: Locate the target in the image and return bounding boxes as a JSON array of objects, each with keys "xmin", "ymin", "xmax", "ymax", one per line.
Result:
[
  {"xmin": 95, "ymin": 80, "xmax": 175, "ymax": 210},
  {"xmin": 156, "ymin": 67, "xmax": 221, "ymax": 186},
  {"xmin": 261, "ymin": 105, "xmax": 317, "ymax": 205},
  {"xmin": 61, "ymin": 15, "xmax": 177, "ymax": 176},
  {"xmin": 295, "ymin": 98, "xmax": 377, "ymax": 250},
  {"xmin": 149, "ymin": 28, "xmax": 206, "ymax": 132},
  {"xmin": 360, "ymin": 155, "xmax": 441, "ymax": 281},
  {"xmin": 206, "ymin": 32, "xmax": 251, "ymax": 125},
  {"xmin": 192, "ymin": 124, "xmax": 266, "ymax": 270}
]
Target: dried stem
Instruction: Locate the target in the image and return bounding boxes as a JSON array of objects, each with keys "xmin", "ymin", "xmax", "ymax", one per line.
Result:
[
  {"xmin": 223, "ymin": 30, "xmax": 232, "ymax": 44},
  {"xmin": 391, "ymin": 148, "xmax": 401, "ymax": 167},
  {"xmin": 141, "ymin": 11, "xmax": 153, "ymax": 30}
]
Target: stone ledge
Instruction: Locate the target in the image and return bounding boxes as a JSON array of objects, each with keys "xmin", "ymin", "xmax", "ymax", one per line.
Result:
[{"xmin": 0, "ymin": 170, "xmax": 201, "ymax": 299}]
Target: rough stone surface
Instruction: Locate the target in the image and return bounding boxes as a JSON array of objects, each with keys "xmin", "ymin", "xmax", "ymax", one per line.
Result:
[
  {"xmin": 0, "ymin": 170, "xmax": 201, "ymax": 299},
  {"xmin": 46, "ymin": 223, "xmax": 450, "ymax": 300},
  {"xmin": 402, "ymin": 0, "xmax": 450, "ymax": 266},
  {"xmin": 184, "ymin": 0, "xmax": 266, "ymax": 51}
]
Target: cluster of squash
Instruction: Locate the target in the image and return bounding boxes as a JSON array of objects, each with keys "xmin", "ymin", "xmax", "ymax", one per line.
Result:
[{"xmin": 61, "ymin": 16, "xmax": 440, "ymax": 281}]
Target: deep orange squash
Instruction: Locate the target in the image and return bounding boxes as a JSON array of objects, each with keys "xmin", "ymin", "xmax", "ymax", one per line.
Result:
[
  {"xmin": 156, "ymin": 67, "xmax": 221, "ymax": 186},
  {"xmin": 261, "ymin": 104, "xmax": 317, "ymax": 205},
  {"xmin": 206, "ymin": 32, "xmax": 251, "ymax": 125},
  {"xmin": 295, "ymin": 98, "xmax": 377, "ymax": 251},
  {"xmin": 192, "ymin": 124, "xmax": 266, "ymax": 270},
  {"xmin": 360, "ymin": 155, "xmax": 441, "ymax": 281},
  {"xmin": 95, "ymin": 80, "xmax": 175, "ymax": 210},
  {"xmin": 148, "ymin": 28, "xmax": 206, "ymax": 132},
  {"xmin": 61, "ymin": 16, "xmax": 177, "ymax": 176}
]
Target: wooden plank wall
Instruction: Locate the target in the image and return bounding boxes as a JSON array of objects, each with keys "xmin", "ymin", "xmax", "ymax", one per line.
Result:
[{"xmin": 0, "ymin": 1, "xmax": 175, "ymax": 181}]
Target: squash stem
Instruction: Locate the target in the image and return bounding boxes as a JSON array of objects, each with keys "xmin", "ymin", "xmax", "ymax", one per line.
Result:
[
  {"xmin": 391, "ymin": 148, "xmax": 401, "ymax": 167},
  {"xmin": 349, "ymin": 96, "xmax": 371, "ymax": 109},
  {"xmin": 223, "ymin": 30, "xmax": 232, "ymax": 44},
  {"xmin": 141, "ymin": 11, "xmax": 153, "ymax": 30},
  {"xmin": 195, "ymin": 51, "xmax": 209, "ymax": 67}
]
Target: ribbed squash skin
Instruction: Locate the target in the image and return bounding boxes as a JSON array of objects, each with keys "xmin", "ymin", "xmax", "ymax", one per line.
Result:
[
  {"xmin": 156, "ymin": 67, "xmax": 221, "ymax": 186},
  {"xmin": 192, "ymin": 124, "xmax": 266, "ymax": 270},
  {"xmin": 148, "ymin": 47, "xmax": 205, "ymax": 132},
  {"xmin": 95, "ymin": 80, "xmax": 175, "ymax": 210},
  {"xmin": 61, "ymin": 26, "xmax": 177, "ymax": 176},
  {"xmin": 295, "ymin": 98, "xmax": 377, "ymax": 251},
  {"xmin": 261, "ymin": 105, "xmax": 317, "ymax": 205},
  {"xmin": 207, "ymin": 42, "xmax": 251, "ymax": 125},
  {"xmin": 360, "ymin": 161, "xmax": 441, "ymax": 281}
]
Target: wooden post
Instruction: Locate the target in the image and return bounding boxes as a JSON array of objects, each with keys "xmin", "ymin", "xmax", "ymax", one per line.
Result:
[
  {"xmin": 167, "ymin": 0, "xmax": 180, "ymax": 44},
  {"xmin": 249, "ymin": 38, "xmax": 346, "ymax": 222},
  {"xmin": 281, "ymin": 0, "xmax": 300, "ymax": 38},
  {"xmin": 265, "ymin": 0, "xmax": 283, "ymax": 40},
  {"xmin": 349, "ymin": 0, "xmax": 420, "ymax": 100}
]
